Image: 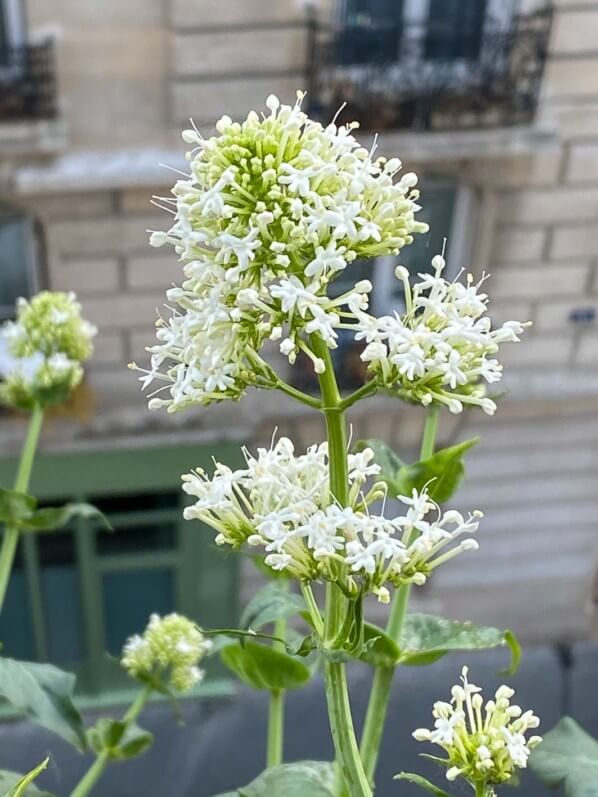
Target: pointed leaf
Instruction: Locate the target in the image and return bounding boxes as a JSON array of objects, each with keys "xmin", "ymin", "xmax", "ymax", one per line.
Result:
[
  {"xmin": 358, "ymin": 622, "xmax": 401, "ymax": 668},
  {"xmin": 398, "ymin": 614, "xmax": 519, "ymax": 672},
  {"xmin": 240, "ymin": 583, "xmax": 305, "ymax": 632},
  {"xmin": 0, "ymin": 489, "xmax": 37, "ymax": 526},
  {"xmin": 394, "ymin": 772, "xmax": 453, "ymax": 796},
  {"xmin": 530, "ymin": 717, "xmax": 598, "ymax": 796},
  {"xmin": 5, "ymin": 759, "xmax": 50, "ymax": 797},
  {"xmin": 394, "ymin": 439, "xmax": 479, "ymax": 502},
  {"xmin": 238, "ymin": 761, "xmax": 336, "ymax": 796},
  {"xmin": 220, "ymin": 641, "xmax": 311, "ymax": 690},
  {"xmin": 21, "ymin": 503, "xmax": 111, "ymax": 533},
  {"xmin": 0, "ymin": 658, "xmax": 87, "ymax": 750}
]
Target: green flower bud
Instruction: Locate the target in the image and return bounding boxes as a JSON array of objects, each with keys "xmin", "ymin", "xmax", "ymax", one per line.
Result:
[{"xmin": 121, "ymin": 613, "xmax": 211, "ymax": 694}]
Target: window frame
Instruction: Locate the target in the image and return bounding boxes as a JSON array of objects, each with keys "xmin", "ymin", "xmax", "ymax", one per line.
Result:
[
  {"xmin": 0, "ymin": 441, "xmax": 243, "ymax": 695},
  {"xmin": 0, "ymin": 0, "xmax": 26, "ymax": 73}
]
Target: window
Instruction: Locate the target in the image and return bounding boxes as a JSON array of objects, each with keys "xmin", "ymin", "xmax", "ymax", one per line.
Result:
[
  {"xmin": 339, "ymin": 0, "xmax": 403, "ymax": 64},
  {"xmin": 0, "ymin": 0, "xmax": 25, "ymax": 67},
  {"xmin": 425, "ymin": 0, "xmax": 487, "ymax": 61},
  {"xmin": 0, "ymin": 207, "xmax": 39, "ymax": 320},
  {"xmin": 0, "ymin": 442, "xmax": 243, "ymax": 695}
]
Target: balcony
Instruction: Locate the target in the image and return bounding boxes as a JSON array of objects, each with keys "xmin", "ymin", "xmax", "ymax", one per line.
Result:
[
  {"xmin": 0, "ymin": 38, "xmax": 64, "ymax": 154},
  {"xmin": 307, "ymin": 8, "xmax": 553, "ymax": 137}
]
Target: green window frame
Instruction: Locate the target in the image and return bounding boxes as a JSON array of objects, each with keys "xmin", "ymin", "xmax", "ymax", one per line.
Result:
[{"xmin": 0, "ymin": 440, "xmax": 243, "ymax": 696}]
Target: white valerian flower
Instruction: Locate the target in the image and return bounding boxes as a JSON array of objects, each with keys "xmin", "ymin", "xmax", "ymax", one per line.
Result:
[
  {"xmin": 121, "ymin": 612, "xmax": 212, "ymax": 693},
  {"xmin": 413, "ymin": 667, "xmax": 542, "ymax": 790},
  {"xmin": 353, "ymin": 255, "xmax": 529, "ymax": 415},
  {"xmin": 135, "ymin": 93, "xmax": 427, "ymax": 412},
  {"xmin": 0, "ymin": 291, "xmax": 96, "ymax": 410},
  {"xmin": 182, "ymin": 439, "xmax": 481, "ymax": 599}
]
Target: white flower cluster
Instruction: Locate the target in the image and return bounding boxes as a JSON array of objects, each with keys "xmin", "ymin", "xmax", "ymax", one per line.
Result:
[
  {"xmin": 182, "ymin": 437, "xmax": 481, "ymax": 602},
  {"xmin": 413, "ymin": 667, "xmax": 542, "ymax": 789},
  {"xmin": 137, "ymin": 92, "xmax": 427, "ymax": 412},
  {"xmin": 0, "ymin": 291, "xmax": 96, "ymax": 411},
  {"xmin": 353, "ymin": 256, "xmax": 528, "ymax": 415},
  {"xmin": 121, "ymin": 613, "xmax": 212, "ymax": 693}
]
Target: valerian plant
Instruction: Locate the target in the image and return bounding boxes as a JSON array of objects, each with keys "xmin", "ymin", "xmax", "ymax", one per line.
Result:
[{"xmin": 1, "ymin": 91, "xmax": 581, "ymax": 796}]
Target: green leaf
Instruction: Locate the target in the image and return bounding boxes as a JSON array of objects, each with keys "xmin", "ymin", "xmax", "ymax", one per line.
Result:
[
  {"xmin": 220, "ymin": 641, "xmax": 311, "ymax": 691},
  {"xmin": 0, "ymin": 489, "xmax": 37, "ymax": 526},
  {"xmin": 394, "ymin": 439, "xmax": 479, "ymax": 503},
  {"xmin": 20, "ymin": 503, "xmax": 111, "ymax": 533},
  {"xmin": 530, "ymin": 717, "xmax": 598, "ymax": 796},
  {"xmin": 5, "ymin": 759, "xmax": 50, "ymax": 797},
  {"xmin": 358, "ymin": 622, "xmax": 400, "ymax": 668},
  {"xmin": 398, "ymin": 614, "xmax": 520, "ymax": 672},
  {"xmin": 363, "ymin": 438, "xmax": 479, "ymax": 503},
  {"xmin": 394, "ymin": 772, "xmax": 453, "ymax": 796},
  {"xmin": 88, "ymin": 718, "xmax": 153, "ymax": 761},
  {"xmin": 0, "ymin": 658, "xmax": 87, "ymax": 750},
  {"xmin": 240, "ymin": 761, "xmax": 336, "ymax": 796},
  {"xmin": 240, "ymin": 583, "xmax": 305, "ymax": 632}
]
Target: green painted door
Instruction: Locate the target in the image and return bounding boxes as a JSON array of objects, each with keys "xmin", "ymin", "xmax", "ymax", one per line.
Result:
[{"xmin": 0, "ymin": 440, "xmax": 243, "ymax": 695}]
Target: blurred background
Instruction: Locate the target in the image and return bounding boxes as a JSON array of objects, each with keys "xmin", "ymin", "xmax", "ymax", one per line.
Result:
[{"xmin": 0, "ymin": 0, "xmax": 596, "ymax": 794}]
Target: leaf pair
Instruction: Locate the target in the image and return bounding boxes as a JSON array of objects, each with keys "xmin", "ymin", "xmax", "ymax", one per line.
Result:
[
  {"xmin": 88, "ymin": 718, "xmax": 153, "ymax": 761},
  {"xmin": 355, "ymin": 437, "xmax": 479, "ymax": 502},
  {"xmin": 0, "ymin": 488, "xmax": 110, "ymax": 533}
]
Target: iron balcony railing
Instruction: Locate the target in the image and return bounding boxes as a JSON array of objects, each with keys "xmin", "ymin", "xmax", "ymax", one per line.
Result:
[
  {"xmin": 306, "ymin": 8, "xmax": 553, "ymax": 132},
  {"xmin": 0, "ymin": 39, "xmax": 58, "ymax": 122}
]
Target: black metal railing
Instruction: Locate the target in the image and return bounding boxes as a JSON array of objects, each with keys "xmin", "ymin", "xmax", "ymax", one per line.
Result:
[
  {"xmin": 0, "ymin": 39, "xmax": 58, "ymax": 122},
  {"xmin": 306, "ymin": 8, "xmax": 553, "ymax": 132}
]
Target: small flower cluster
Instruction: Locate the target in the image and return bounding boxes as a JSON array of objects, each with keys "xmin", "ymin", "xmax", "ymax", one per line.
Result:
[
  {"xmin": 0, "ymin": 291, "xmax": 96, "ymax": 411},
  {"xmin": 121, "ymin": 613, "xmax": 212, "ymax": 693},
  {"xmin": 136, "ymin": 92, "xmax": 427, "ymax": 412},
  {"xmin": 413, "ymin": 667, "xmax": 542, "ymax": 789},
  {"xmin": 182, "ymin": 438, "xmax": 481, "ymax": 602},
  {"xmin": 353, "ymin": 256, "xmax": 528, "ymax": 415}
]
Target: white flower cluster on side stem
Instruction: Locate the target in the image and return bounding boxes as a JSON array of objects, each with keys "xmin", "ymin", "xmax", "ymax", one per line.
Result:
[
  {"xmin": 413, "ymin": 666, "xmax": 542, "ymax": 788},
  {"xmin": 182, "ymin": 437, "xmax": 482, "ymax": 602},
  {"xmin": 352, "ymin": 255, "xmax": 529, "ymax": 415},
  {"xmin": 134, "ymin": 92, "xmax": 427, "ymax": 412}
]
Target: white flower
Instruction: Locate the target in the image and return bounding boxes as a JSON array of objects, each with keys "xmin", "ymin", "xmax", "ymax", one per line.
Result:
[
  {"xmin": 136, "ymin": 93, "xmax": 427, "ymax": 412},
  {"xmin": 413, "ymin": 667, "xmax": 542, "ymax": 789},
  {"xmin": 182, "ymin": 441, "xmax": 481, "ymax": 598},
  {"xmin": 353, "ymin": 254, "xmax": 529, "ymax": 415}
]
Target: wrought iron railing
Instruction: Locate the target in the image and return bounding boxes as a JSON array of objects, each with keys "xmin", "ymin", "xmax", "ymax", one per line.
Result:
[
  {"xmin": 306, "ymin": 8, "xmax": 553, "ymax": 132},
  {"xmin": 0, "ymin": 39, "xmax": 58, "ymax": 121}
]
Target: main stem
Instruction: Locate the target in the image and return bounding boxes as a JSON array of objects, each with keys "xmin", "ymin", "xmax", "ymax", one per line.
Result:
[
  {"xmin": 70, "ymin": 686, "xmax": 152, "ymax": 797},
  {"xmin": 0, "ymin": 403, "xmax": 44, "ymax": 614},
  {"xmin": 360, "ymin": 406, "xmax": 439, "ymax": 784},
  {"xmin": 267, "ymin": 609, "xmax": 288, "ymax": 767},
  {"xmin": 312, "ymin": 335, "xmax": 372, "ymax": 797}
]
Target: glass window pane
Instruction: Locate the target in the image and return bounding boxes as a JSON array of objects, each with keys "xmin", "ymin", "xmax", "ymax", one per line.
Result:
[
  {"xmin": 426, "ymin": 0, "xmax": 487, "ymax": 60},
  {"xmin": 96, "ymin": 523, "xmax": 176, "ymax": 556},
  {"xmin": 102, "ymin": 569, "xmax": 175, "ymax": 655},
  {"xmin": 0, "ymin": 215, "xmax": 33, "ymax": 318},
  {"xmin": 0, "ymin": 549, "xmax": 35, "ymax": 659},
  {"xmin": 91, "ymin": 491, "xmax": 179, "ymax": 515},
  {"xmin": 38, "ymin": 532, "xmax": 83, "ymax": 665}
]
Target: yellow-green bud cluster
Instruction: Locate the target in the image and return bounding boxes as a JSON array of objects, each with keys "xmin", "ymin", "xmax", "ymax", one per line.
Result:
[
  {"xmin": 121, "ymin": 613, "xmax": 211, "ymax": 693},
  {"xmin": 0, "ymin": 291, "xmax": 96, "ymax": 410}
]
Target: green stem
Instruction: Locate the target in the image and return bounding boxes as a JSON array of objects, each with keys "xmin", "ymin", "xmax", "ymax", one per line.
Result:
[
  {"xmin": 301, "ymin": 582, "xmax": 324, "ymax": 636},
  {"xmin": 359, "ymin": 405, "xmax": 439, "ymax": 784},
  {"xmin": 338, "ymin": 378, "xmax": 378, "ymax": 411},
  {"xmin": 0, "ymin": 403, "xmax": 44, "ymax": 614},
  {"xmin": 70, "ymin": 686, "xmax": 151, "ymax": 797},
  {"xmin": 267, "ymin": 606, "xmax": 288, "ymax": 768},
  {"xmin": 311, "ymin": 335, "xmax": 372, "ymax": 797}
]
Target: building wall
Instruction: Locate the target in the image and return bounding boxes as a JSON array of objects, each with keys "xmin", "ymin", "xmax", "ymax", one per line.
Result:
[{"xmin": 2, "ymin": 0, "xmax": 598, "ymax": 644}]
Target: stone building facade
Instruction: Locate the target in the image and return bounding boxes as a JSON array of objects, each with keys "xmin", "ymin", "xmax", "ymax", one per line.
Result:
[{"xmin": 1, "ymin": 0, "xmax": 598, "ymax": 694}]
